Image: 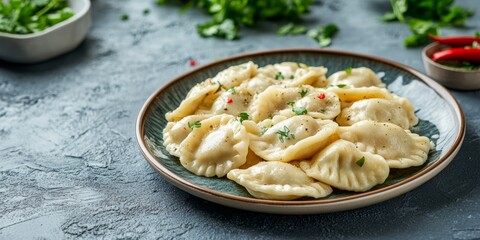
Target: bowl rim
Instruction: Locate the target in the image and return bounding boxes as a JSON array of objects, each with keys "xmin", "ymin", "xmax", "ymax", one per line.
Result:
[
  {"xmin": 422, "ymin": 41, "xmax": 480, "ymax": 73},
  {"xmin": 136, "ymin": 48, "xmax": 465, "ymax": 207},
  {"xmin": 0, "ymin": 0, "xmax": 91, "ymax": 39}
]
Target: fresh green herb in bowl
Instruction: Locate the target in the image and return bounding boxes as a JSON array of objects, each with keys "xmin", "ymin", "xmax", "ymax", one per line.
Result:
[
  {"xmin": 0, "ymin": 0, "xmax": 74, "ymax": 35},
  {"xmin": 436, "ymin": 60, "xmax": 480, "ymax": 71}
]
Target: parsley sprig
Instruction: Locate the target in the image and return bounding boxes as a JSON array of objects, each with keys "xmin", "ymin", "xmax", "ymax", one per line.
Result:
[
  {"xmin": 188, "ymin": 121, "xmax": 201, "ymax": 129},
  {"xmin": 275, "ymin": 72, "xmax": 284, "ymax": 80},
  {"xmin": 157, "ymin": 0, "xmax": 314, "ymax": 40},
  {"xmin": 356, "ymin": 156, "xmax": 365, "ymax": 167},
  {"xmin": 287, "ymin": 102, "xmax": 307, "ymax": 115},
  {"xmin": 239, "ymin": 112, "xmax": 249, "ymax": 123},
  {"xmin": 276, "ymin": 126, "xmax": 295, "ymax": 143},
  {"xmin": 382, "ymin": 0, "xmax": 474, "ymax": 47},
  {"xmin": 299, "ymin": 89, "xmax": 309, "ymax": 97}
]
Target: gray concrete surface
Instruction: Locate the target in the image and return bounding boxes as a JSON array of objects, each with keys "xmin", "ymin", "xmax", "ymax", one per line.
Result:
[{"xmin": 1, "ymin": 0, "xmax": 480, "ymax": 239}]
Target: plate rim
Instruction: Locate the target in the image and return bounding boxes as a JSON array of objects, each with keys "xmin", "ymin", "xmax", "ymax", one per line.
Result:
[{"xmin": 135, "ymin": 48, "xmax": 466, "ymax": 211}]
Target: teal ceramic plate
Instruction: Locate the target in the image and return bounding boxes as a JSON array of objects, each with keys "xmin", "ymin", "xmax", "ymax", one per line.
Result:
[{"xmin": 136, "ymin": 49, "xmax": 465, "ymax": 214}]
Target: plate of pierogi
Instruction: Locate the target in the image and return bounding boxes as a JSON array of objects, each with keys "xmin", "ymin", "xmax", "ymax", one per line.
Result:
[{"xmin": 136, "ymin": 49, "xmax": 465, "ymax": 214}]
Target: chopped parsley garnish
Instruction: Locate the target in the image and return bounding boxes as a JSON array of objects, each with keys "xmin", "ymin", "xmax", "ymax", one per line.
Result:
[
  {"xmin": 260, "ymin": 126, "xmax": 269, "ymax": 135},
  {"xmin": 299, "ymin": 89, "xmax": 309, "ymax": 97},
  {"xmin": 121, "ymin": 14, "xmax": 129, "ymax": 21},
  {"xmin": 345, "ymin": 67, "xmax": 352, "ymax": 74},
  {"xmin": 327, "ymin": 84, "xmax": 347, "ymax": 88},
  {"xmin": 292, "ymin": 106, "xmax": 307, "ymax": 115},
  {"xmin": 276, "ymin": 126, "xmax": 295, "ymax": 143},
  {"xmin": 356, "ymin": 156, "xmax": 365, "ymax": 167},
  {"xmin": 239, "ymin": 112, "xmax": 249, "ymax": 123},
  {"xmin": 227, "ymin": 87, "xmax": 236, "ymax": 94},
  {"xmin": 275, "ymin": 72, "xmax": 284, "ymax": 80},
  {"xmin": 296, "ymin": 62, "xmax": 309, "ymax": 68},
  {"xmin": 188, "ymin": 121, "xmax": 201, "ymax": 129},
  {"xmin": 287, "ymin": 101, "xmax": 307, "ymax": 115},
  {"xmin": 143, "ymin": 8, "xmax": 151, "ymax": 15},
  {"xmin": 216, "ymin": 80, "xmax": 224, "ymax": 88}
]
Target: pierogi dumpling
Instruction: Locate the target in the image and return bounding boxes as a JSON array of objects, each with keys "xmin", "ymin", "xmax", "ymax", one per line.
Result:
[
  {"xmin": 227, "ymin": 161, "xmax": 332, "ymax": 200},
  {"xmin": 179, "ymin": 114, "xmax": 249, "ymax": 177},
  {"xmin": 249, "ymin": 115, "xmax": 339, "ymax": 162},
  {"xmin": 300, "ymin": 140, "xmax": 389, "ymax": 192},
  {"xmin": 338, "ymin": 121, "xmax": 432, "ymax": 168}
]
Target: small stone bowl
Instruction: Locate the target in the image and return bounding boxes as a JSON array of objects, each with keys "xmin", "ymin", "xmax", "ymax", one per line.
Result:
[
  {"xmin": 0, "ymin": 0, "xmax": 92, "ymax": 64},
  {"xmin": 422, "ymin": 42, "xmax": 480, "ymax": 90}
]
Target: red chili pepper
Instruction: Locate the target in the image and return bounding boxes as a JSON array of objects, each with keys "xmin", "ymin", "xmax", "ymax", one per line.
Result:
[
  {"xmin": 429, "ymin": 34, "xmax": 480, "ymax": 46},
  {"xmin": 317, "ymin": 93, "xmax": 326, "ymax": 100},
  {"xmin": 432, "ymin": 48, "xmax": 480, "ymax": 63},
  {"xmin": 189, "ymin": 59, "xmax": 197, "ymax": 67},
  {"xmin": 227, "ymin": 98, "xmax": 233, "ymax": 104}
]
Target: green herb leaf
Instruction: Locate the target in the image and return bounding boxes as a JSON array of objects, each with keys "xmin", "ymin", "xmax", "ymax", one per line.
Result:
[
  {"xmin": 275, "ymin": 72, "xmax": 284, "ymax": 80},
  {"xmin": 381, "ymin": 12, "xmax": 397, "ymax": 22},
  {"xmin": 337, "ymin": 84, "xmax": 347, "ymax": 88},
  {"xmin": 239, "ymin": 112, "xmax": 249, "ymax": 123},
  {"xmin": 383, "ymin": 0, "xmax": 473, "ymax": 47},
  {"xmin": 143, "ymin": 8, "xmax": 151, "ymax": 15},
  {"xmin": 188, "ymin": 121, "xmax": 201, "ymax": 129},
  {"xmin": 198, "ymin": 19, "xmax": 239, "ymax": 40},
  {"xmin": 161, "ymin": 0, "xmax": 314, "ymax": 40},
  {"xmin": 296, "ymin": 62, "xmax": 309, "ymax": 68},
  {"xmin": 227, "ymin": 87, "xmax": 236, "ymax": 93},
  {"xmin": 292, "ymin": 106, "xmax": 307, "ymax": 115},
  {"xmin": 121, "ymin": 14, "xmax": 129, "ymax": 21},
  {"xmin": 390, "ymin": 0, "xmax": 407, "ymax": 22},
  {"xmin": 299, "ymin": 89, "xmax": 308, "ymax": 97},
  {"xmin": 276, "ymin": 126, "xmax": 295, "ymax": 143},
  {"xmin": 260, "ymin": 126, "xmax": 269, "ymax": 135},
  {"xmin": 356, "ymin": 156, "xmax": 365, "ymax": 167},
  {"xmin": 307, "ymin": 23, "xmax": 339, "ymax": 48},
  {"xmin": 345, "ymin": 67, "xmax": 352, "ymax": 74},
  {"xmin": 476, "ymin": 32, "xmax": 480, "ymax": 38},
  {"xmin": 404, "ymin": 19, "xmax": 439, "ymax": 47},
  {"xmin": 277, "ymin": 23, "xmax": 294, "ymax": 35},
  {"xmin": 287, "ymin": 101, "xmax": 295, "ymax": 107},
  {"xmin": 291, "ymin": 25, "xmax": 307, "ymax": 35}
]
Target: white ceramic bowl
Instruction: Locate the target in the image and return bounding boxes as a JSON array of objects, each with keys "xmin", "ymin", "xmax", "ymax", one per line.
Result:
[
  {"xmin": 0, "ymin": 0, "xmax": 92, "ymax": 64},
  {"xmin": 422, "ymin": 42, "xmax": 480, "ymax": 90}
]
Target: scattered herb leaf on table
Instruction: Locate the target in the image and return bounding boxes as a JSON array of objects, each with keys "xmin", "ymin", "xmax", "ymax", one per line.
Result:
[
  {"xmin": 156, "ymin": 0, "xmax": 314, "ymax": 40},
  {"xmin": 382, "ymin": 0, "xmax": 475, "ymax": 47}
]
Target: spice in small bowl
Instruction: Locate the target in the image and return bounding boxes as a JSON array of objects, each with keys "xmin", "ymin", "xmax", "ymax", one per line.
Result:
[{"xmin": 422, "ymin": 34, "xmax": 480, "ymax": 90}]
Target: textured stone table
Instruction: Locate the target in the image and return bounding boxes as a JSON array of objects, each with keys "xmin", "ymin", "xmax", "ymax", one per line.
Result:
[{"xmin": 1, "ymin": 0, "xmax": 480, "ymax": 239}]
